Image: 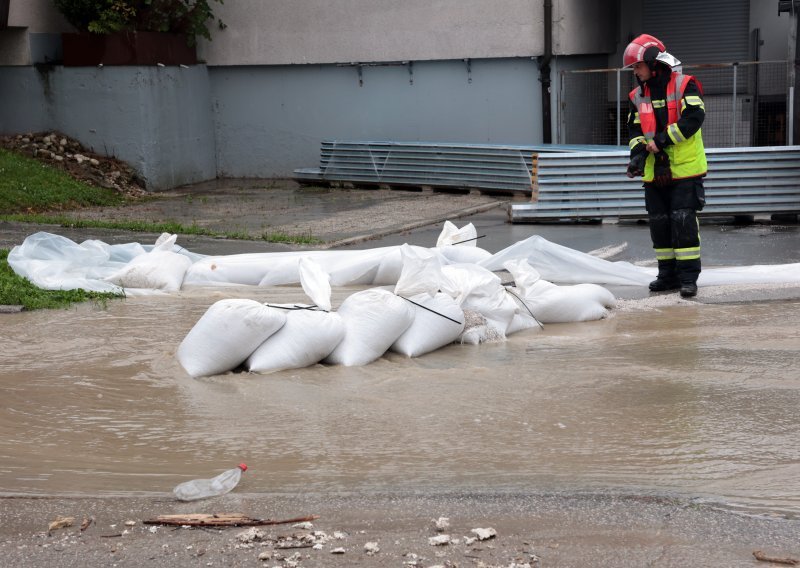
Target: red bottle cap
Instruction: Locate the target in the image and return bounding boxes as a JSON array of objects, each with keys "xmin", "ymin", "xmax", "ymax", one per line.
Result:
[{"xmin": 238, "ymin": 463, "xmax": 248, "ymax": 472}]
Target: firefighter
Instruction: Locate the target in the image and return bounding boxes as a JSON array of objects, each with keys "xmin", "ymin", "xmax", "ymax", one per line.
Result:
[{"xmin": 624, "ymin": 34, "xmax": 707, "ymax": 298}]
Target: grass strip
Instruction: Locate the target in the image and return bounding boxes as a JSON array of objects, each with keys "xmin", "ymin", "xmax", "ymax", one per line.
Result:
[
  {"xmin": 0, "ymin": 249, "xmax": 124, "ymax": 310},
  {"xmin": 0, "ymin": 148, "xmax": 125, "ymax": 213},
  {"xmin": 0, "ymin": 214, "xmax": 322, "ymax": 245}
]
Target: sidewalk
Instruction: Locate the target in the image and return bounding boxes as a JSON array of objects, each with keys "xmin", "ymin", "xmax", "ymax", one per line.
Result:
[{"xmin": 0, "ymin": 178, "xmax": 506, "ymax": 253}]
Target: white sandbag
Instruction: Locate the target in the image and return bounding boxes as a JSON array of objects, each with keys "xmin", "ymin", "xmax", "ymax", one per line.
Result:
[
  {"xmin": 502, "ymin": 259, "xmax": 552, "ymax": 334},
  {"xmin": 503, "ymin": 258, "xmax": 556, "ymax": 296},
  {"xmin": 504, "ymin": 292, "xmax": 544, "ymax": 336},
  {"xmin": 247, "ymin": 308, "xmax": 345, "ymax": 373},
  {"xmin": 298, "ymin": 257, "xmax": 332, "ymax": 311},
  {"xmin": 440, "ymin": 264, "xmax": 517, "ymax": 338},
  {"xmin": 394, "ymin": 244, "xmax": 443, "ymax": 298},
  {"xmin": 520, "ymin": 283, "xmax": 616, "ymax": 323},
  {"xmin": 435, "ymin": 244, "xmax": 492, "ymax": 265},
  {"xmin": 503, "ymin": 258, "xmax": 616, "ymax": 323},
  {"xmin": 390, "ymin": 293, "xmax": 465, "ymax": 357},
  {"xmin": 104, "ymin": 233, "xmax": 191, "ymax": 291},
  {"xmin": 177, "ymin": 299, "xmax": 287, "ymax": 377},
  {"xmin": 324, "ymin": 288, "xmax": 415, "ymax": 366},
  {"xmin": 437, "ymin": 220, "xmax": 477, "ymax": 247},
  {"xmin": 458, "ymin": 310, "xmax": 506, "ymax": 344},
  {"xmin": 435, "ymin": 221, "xmax": 491, "ymax": 264}
]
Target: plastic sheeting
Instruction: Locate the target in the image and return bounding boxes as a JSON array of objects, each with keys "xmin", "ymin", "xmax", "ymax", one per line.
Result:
[{"xmin": 8, "ymin": 230, "xmax": 800, "ymax": 293}]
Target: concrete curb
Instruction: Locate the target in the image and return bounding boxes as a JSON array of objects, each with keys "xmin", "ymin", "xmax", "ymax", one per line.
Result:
[{"xmin": 321, "ymin": 200, "xmax": 508, "ymax": 249}]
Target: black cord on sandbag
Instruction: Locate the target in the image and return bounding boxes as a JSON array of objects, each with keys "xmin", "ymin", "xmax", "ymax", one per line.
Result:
[
  {"xmin": 265, "ymin": 303, "xmax": 327, "ymax": 312},
  {"xmin": 449, "ymin": 234, "xmax": 486, "ymax": 246},
  {"xmin": 503, "ymin": 287, "xmax": 544, "ymax": 330},
  {"xmin": 397, "ymin": 295, "xmax": 464, "ymax": 325}
]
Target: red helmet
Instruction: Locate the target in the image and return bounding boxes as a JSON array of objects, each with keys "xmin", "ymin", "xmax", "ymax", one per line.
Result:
[{"xmin": 623, "ymin": 34, "xmax": 666, "ymax": 68}]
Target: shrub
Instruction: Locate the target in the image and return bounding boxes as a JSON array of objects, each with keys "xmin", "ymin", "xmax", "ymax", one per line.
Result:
[{"xmin": 53, "ymin": 0, "xmax": 224, "ymax": 44}]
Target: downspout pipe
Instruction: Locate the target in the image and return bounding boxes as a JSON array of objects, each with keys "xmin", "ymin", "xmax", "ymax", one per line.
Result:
[
  {"xmin": 539, "ymin": 0, "xmax": 553, "ymax": 143},
  {"xmin": 1, "ymin": 0, "xmax": 10, "ymax": 29}
]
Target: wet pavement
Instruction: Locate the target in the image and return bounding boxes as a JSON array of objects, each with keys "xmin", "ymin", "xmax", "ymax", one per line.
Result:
[{"xmin": 2, "ymin": 179, "xmax": 800, "ymax": 567}]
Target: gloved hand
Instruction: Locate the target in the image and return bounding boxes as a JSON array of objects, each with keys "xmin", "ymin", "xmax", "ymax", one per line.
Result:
[
  {"xmin": 626, "ymin": 152, "xmax": 646, "ymax": 178},
  {"xmin": 653, "ymin": 151, "xmax": 672, "ymax": 187}
]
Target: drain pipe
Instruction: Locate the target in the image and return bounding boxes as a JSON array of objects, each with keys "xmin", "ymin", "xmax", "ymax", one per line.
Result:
[
  {"xmin": 0, "ymin": 0, "xmax": 9, "ymax": 29},
  {"xmin": 539, "ymin": 0, "xmax": 553, "ymax": 144},
  {"xmin": 539, "ymin": 0, "xmax": 553, "ymax": 143}
]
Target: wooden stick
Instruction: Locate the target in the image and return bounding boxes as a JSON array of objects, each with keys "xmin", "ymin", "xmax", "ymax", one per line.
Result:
[
  {"xmin": 753, "ymin": 550, "xmax": 800, "ymax": 566},
  {"xmin": 143, "ymin": 513, "xmax": 319, "ymax": 528}
]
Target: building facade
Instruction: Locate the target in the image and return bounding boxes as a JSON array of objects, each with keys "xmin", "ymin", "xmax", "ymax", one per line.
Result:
[{"xmin": 0, "ymin": 0, "xmax": 793, "ymax": 189}]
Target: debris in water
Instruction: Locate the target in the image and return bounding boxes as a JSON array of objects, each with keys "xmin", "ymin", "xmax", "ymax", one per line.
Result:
[
  {"xmin": 471, "ymin": 527, "xmax": 497, "ymax": 541},
  {"xmin": 48, "ymin": 516, "xmax": 74, "ymax": 534}
]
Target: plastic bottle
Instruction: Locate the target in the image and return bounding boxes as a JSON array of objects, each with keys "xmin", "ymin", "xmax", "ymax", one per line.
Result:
[{"xmin": 173, "ymin": 463, "xmax": 248, "ymax": 501}]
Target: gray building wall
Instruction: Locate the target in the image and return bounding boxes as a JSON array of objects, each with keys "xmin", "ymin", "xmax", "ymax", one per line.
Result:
[
  {"xmin": 553, "ymin": 0, "xmax": 618, "ymax": 55},
  {"xmin": 200, "ymin": 0, "xmax": 544, "ymax": 65},
  {"xmin": 0, "ymin": 65, "xmax": 216, "ymax": 189},
  {"xmin": 211, "ymin": 58, "xmax": 543, "ymax": 177}
]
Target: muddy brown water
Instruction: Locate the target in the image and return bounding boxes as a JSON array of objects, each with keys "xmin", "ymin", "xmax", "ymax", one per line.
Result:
[{"xmin": 2, "ymin": 287, "xmax": 799, "ymax": 518}]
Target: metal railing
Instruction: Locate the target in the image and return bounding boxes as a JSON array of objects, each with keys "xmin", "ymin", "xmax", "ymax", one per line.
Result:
[{"xmin": 559, "ymin": 61, "xmax": 792, "ymax": 148}]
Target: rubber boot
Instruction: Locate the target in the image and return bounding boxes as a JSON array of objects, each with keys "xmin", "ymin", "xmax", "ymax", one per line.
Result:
[
  {"xmin": 649, "ymin": 259, "xmax": 680, "ymax": 292},
  {"xmin": 680, "ymin": 283, "xmax": 698, "ymax": 298},
  {"xmin": 677, "ymin": 258, "xmax": 701, "ymax": 298}
]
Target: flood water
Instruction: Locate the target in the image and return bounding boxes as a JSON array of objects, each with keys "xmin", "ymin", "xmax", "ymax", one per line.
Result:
[{"xmin": 2, "ymin": 287, "xmax": 799, "ymax": 517}]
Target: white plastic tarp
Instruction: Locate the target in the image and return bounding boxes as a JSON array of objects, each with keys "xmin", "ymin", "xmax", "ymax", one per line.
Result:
[{"xmin": 8, "ymin": 230, "xmax": 800, "ymax": 293}]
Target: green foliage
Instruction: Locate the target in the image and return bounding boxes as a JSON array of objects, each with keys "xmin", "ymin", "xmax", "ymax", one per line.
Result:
[
  {"xmin": 0, "ymin": 249, "xmax": 124, "ymax": 311},
  {"xmin": 52, "ymin": 0, "xmax": 225, "ymax": 44},
  {"xmin": 261, "ymin": 232, "xmax": 322, "ymax": 245},
  {"xmin": 0, "ymin": 213, "xmax": 322, "ymax": 245},
  {"xmin": 0, "ymin": 148, "xmax": 125, "ymax": 213}
]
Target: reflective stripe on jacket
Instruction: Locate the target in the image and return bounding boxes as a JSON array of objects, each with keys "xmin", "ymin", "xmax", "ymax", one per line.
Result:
[{"xmin": 629, "ymin": 73, "xmax": 707, "ymax": 181}]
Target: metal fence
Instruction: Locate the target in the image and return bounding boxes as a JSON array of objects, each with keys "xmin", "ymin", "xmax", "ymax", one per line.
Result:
[{"xmin": 559, "ymin": 60, "xmax": 792, "ymax": 148}]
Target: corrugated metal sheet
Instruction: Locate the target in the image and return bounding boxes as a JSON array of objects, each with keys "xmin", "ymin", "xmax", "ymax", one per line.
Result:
[
  {"xmin": 294, "ymin": 140, "xmax": 800, "ymax": 222},
  {"xmin": 511, "ymin": 146, "xmax": 800, "ymax": 222},
  {"xmin": 294, "ymin": 140, "xmax": 625, "ymax": 193}
]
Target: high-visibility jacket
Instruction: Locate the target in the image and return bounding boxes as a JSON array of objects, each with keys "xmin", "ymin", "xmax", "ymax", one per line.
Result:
[{"xmin": 629, "ymin": 72, "xmax": 707, "ymax": 182}]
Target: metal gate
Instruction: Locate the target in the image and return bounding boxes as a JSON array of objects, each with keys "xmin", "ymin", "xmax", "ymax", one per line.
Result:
[{"xmin": 558, "ymin": 60, "xmax": 792, "ymax": 148}]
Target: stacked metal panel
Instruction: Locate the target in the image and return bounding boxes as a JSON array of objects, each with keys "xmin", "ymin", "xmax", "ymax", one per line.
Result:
[
  {"xmin": 293, "ymin": 140, "xmax": 622, "ymax": 193},
  {"xmin": 512, "ymin": 146, "xmax": 800, "ymax": 221},
  {"xmin": 293, "ymin": 141, "xmax": 800, "ymax": 222}
]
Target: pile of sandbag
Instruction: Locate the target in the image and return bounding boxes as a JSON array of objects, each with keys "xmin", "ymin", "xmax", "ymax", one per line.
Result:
[{"xmin": 176, "ymin": 238, "xmax": 618, "ymax": 378}]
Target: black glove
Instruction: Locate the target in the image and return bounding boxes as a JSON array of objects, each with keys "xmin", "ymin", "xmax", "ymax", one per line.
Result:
[
  {"xmin": 626, "ymin": 152, "xmax": 646, "ymax": 178},
  {"xmin": 653, "ymin": 151, "xmax": 672, "ymax": 187}
]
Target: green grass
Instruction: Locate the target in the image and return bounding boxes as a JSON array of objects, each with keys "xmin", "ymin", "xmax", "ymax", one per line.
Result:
[
  {"xmin": 0, "ymin": 148, "xmax": 126, "ymax": 213},
  {"xmin": 0, "ymin": 249, "xmax": 124, "ymax": 310},
  {"xmin": 0, "ymin": 213, "xmax": 216, "ymax": 236},
  {"xmin": 261, "ymin": 231, "xmax": 322, "ymax": 245},
  {"xmin": 0, "ymin": 214, "xmax": 322, "ymax": 244}
]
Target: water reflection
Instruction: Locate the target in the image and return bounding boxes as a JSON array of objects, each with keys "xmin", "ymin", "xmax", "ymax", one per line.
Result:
[{"xmin": 1, "ymin": 289, "xmax": 799, "ymax": 516}]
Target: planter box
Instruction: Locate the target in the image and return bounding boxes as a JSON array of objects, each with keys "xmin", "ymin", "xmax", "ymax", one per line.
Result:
[{"xmin": 62, "ymin": 31, "xmax": 197, "ymax": 66}]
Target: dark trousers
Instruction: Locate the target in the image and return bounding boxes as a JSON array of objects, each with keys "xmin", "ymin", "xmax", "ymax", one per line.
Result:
[{"xmin": 644, "ymin": 178, "xmax": 705, "ymax": 284}]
